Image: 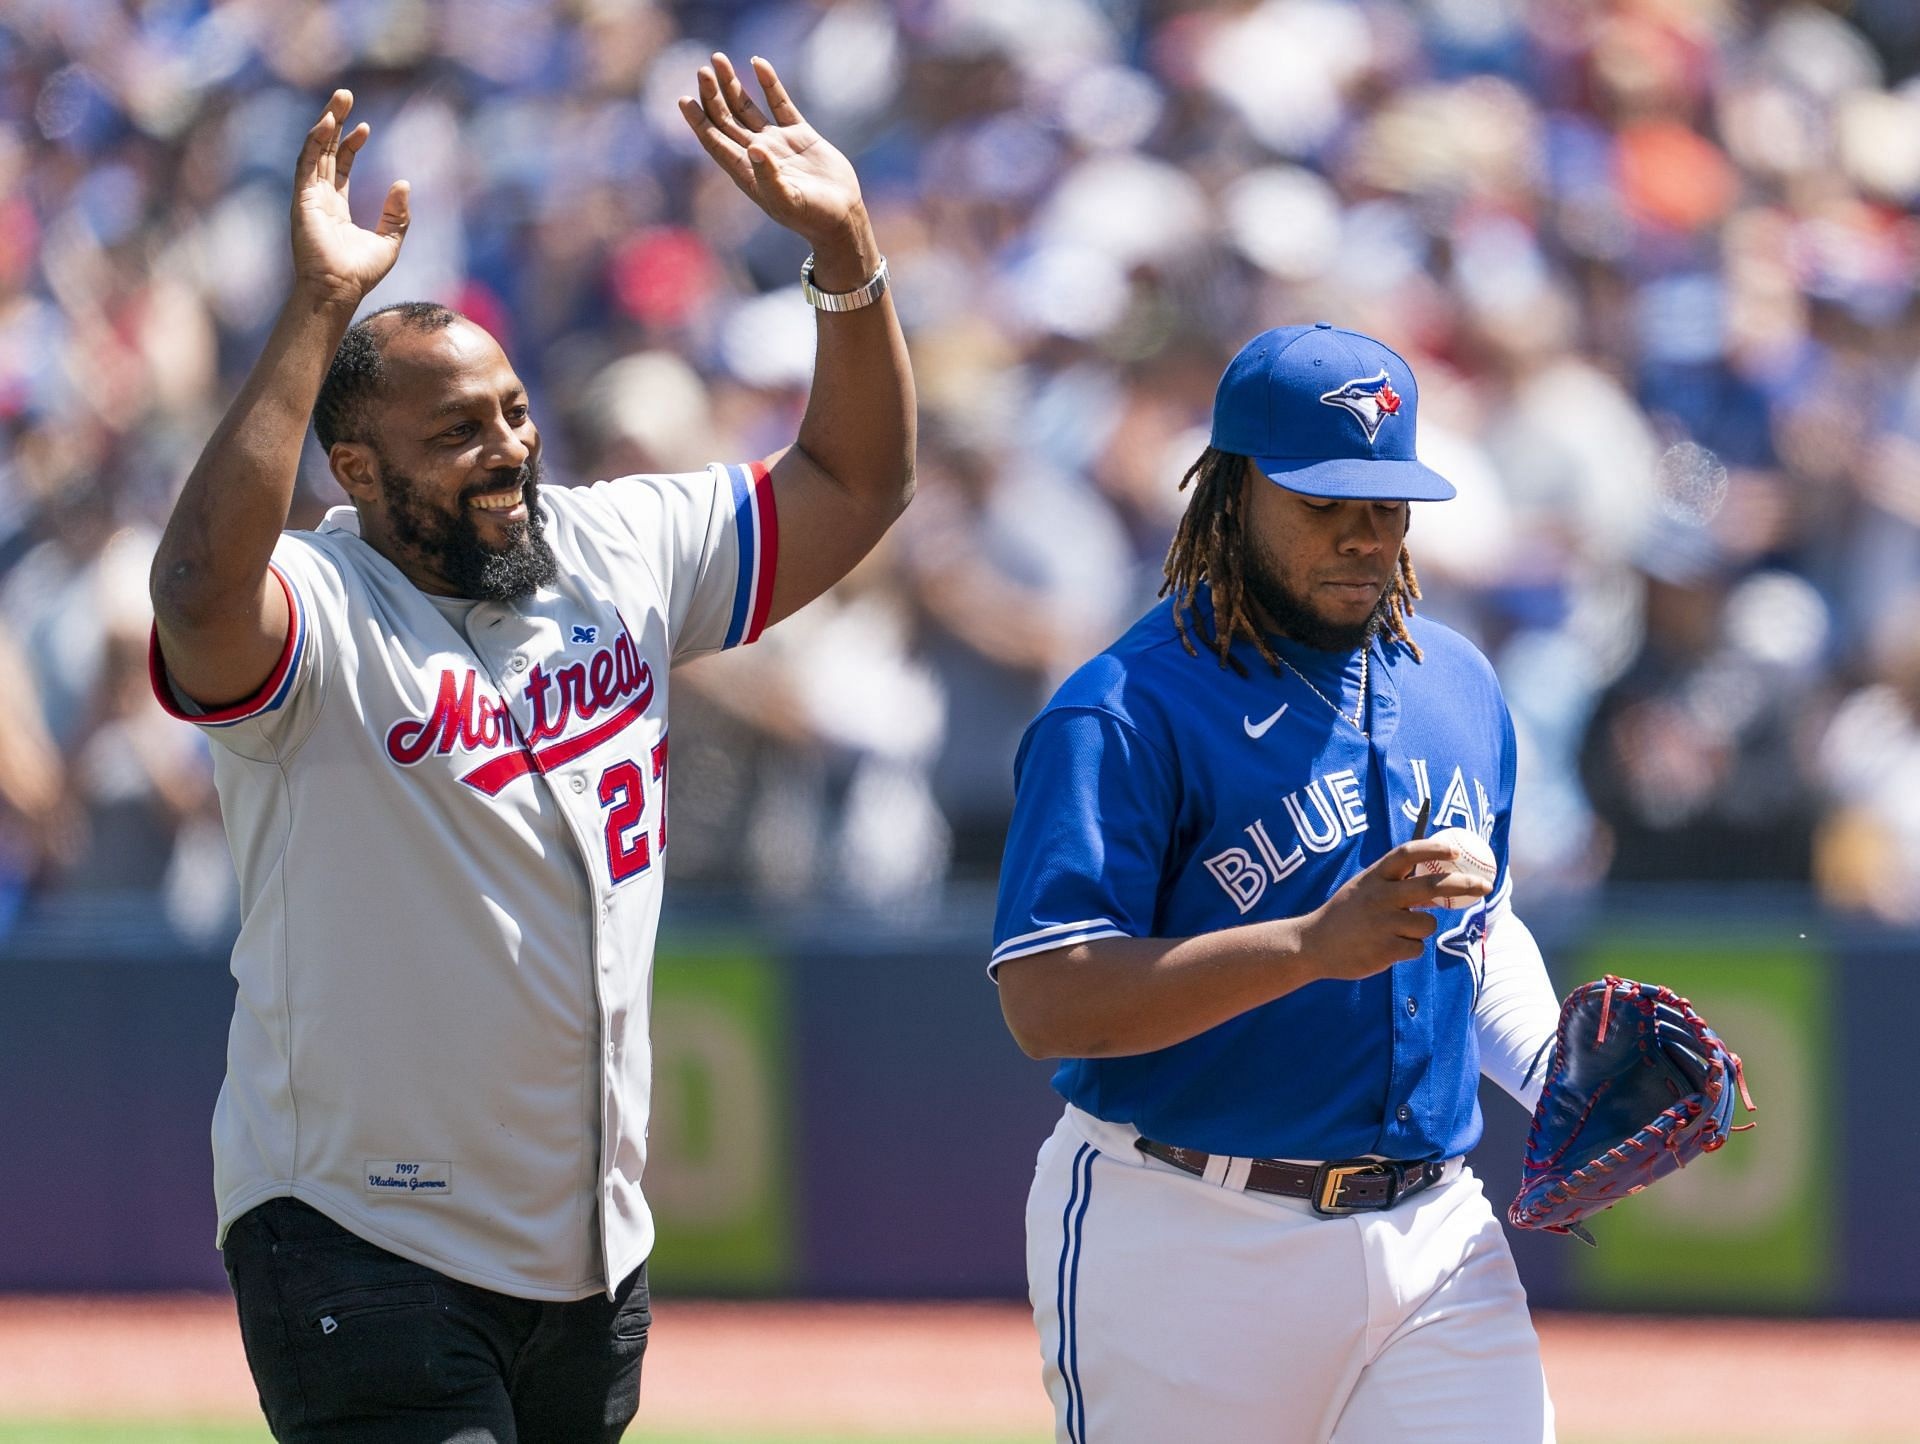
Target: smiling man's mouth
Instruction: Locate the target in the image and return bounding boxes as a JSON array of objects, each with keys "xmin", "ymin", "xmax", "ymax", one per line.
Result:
[{"xmin": 467, "ymin": 489, "xmax": 525, "ymax": 513}]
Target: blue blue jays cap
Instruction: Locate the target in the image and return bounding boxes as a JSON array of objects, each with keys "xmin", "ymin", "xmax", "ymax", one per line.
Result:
[{"xmin": 1209, "ymin": 323, "xmax": 1456, "ymax": 501}]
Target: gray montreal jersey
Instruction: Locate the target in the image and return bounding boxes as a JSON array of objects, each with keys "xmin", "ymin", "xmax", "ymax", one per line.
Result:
[{"xmin": 152, "ymin": 462, "xmax": 777, "ymax": 1301}]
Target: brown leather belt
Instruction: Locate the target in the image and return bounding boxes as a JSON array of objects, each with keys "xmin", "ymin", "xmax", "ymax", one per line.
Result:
[{"xmin": 1134, "ymin": 1138, "xmax": 1450, "ymax": 1216}]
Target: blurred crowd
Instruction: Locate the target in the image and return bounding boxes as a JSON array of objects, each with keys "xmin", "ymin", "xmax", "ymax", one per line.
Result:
[{"xmin": 9, "ymin": 0, "xmax": 1920, "ymax": 935}]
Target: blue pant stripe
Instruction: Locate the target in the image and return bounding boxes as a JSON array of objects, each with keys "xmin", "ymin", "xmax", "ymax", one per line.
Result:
[
  {"xmin": 1055, "ymin": 1142, "xmax": 1092, "ymax": 1443},
  {"xmin": 1065, "ymin": 1146, "xmax": 1096, "ymax": 1442}
]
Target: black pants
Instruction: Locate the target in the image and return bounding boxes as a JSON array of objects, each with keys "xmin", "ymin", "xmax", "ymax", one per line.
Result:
[{"xmin": 223, "ymin": 1198, "xmax": 649, "ymax": 1443}]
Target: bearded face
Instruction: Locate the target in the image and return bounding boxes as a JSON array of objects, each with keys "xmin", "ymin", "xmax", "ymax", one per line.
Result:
[
  {"xmin": 376, "ymin": 452, "xmax": 560, "ymax": 603},
  {"xmin": 1242, "ymin": 519, "xmax": 1392, "ymax": 652}
]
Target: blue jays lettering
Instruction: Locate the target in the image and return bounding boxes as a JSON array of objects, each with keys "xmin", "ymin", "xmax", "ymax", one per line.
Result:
[{"xmin": 1203, "ymin": 759, "xmax": 1495, "ymax": 916}]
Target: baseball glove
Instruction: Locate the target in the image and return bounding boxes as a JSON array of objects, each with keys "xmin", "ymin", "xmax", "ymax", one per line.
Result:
[{"xmin": 1508, "ymin": 975, "xmax": 1755, "ymax": 1245}]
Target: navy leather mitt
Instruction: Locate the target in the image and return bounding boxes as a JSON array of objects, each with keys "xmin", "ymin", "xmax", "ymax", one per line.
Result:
[{"xmin": 1509, "ymin": 975, "xmax": 1756, "ymax": 1244}]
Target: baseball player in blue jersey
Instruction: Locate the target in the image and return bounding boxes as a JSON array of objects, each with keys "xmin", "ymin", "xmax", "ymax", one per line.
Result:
[{"xmin": 993, "ymin": 325, "xmax": 1564, "ymax": 1443}]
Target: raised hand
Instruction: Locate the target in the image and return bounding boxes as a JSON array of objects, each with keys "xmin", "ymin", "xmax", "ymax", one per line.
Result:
[
  {"xmin": 678, "ymin": 54, "xmax": 868, "ymax": 258},
  {"xmin": 1299, "ymin": 836, "xmax": 1493, "ymax": 983},
  {"xmin": 291, "ymin": 90, "xmax": 411, "ymax": 307}
]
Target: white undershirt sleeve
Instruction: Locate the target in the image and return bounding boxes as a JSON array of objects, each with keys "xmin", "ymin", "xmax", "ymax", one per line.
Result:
[{"xmin": 1475, "ymin": 905, "xmax": 1563, "ymax": 1111}]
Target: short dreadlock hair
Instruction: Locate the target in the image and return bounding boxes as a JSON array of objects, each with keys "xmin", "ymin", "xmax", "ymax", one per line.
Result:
[
  {"xmin": 1160, "ymin": 447, "xmax": 1424, "ymax": 672},
  {"xmin": 312, "ymin": 301, "xmax": 463, "ymax": 450}
]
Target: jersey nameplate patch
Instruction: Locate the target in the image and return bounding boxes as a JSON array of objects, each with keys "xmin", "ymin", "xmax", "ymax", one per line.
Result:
[{"xmin": 364, "ymin": 1160, "xmax": 453, "ymax": 1195}]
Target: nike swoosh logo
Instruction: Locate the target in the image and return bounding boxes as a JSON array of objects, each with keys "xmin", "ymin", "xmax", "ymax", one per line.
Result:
[{"xmin": 1243, "ymin": 704, "xmax": 1289, "ymax": 739}]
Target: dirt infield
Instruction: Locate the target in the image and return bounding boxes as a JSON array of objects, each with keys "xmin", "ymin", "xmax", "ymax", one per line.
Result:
[{"xmin": 0, "ymin": 1296, "xmax": 1914, "ymax": 1440}]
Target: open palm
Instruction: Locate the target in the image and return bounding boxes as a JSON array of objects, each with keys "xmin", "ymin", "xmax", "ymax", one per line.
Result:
[
  {"xmin": 679, "ymin": 55, "xmax": 864, "ymax": 246},
  {"xmin": 290, "ymin": 90, "xmax": 411, "ymax": 305}
]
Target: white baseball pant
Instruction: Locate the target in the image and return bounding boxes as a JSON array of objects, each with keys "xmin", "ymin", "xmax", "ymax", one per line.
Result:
[{"xmin": 1026, "ymin": 1107, "xmax": 1555, "ymax": 1444}]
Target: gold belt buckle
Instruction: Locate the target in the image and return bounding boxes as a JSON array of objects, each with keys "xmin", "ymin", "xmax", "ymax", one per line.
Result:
[{"xmin": 1314, "ymin": 1161, "xmax": 1391, "ymax": 1216}]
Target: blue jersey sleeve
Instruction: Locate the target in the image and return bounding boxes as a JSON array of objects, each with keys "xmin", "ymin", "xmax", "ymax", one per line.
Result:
[{"xmin": 990, "ymin": 706, "xmax": 1178, "ymax": 976}]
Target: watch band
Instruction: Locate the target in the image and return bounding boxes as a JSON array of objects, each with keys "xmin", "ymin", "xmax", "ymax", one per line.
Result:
[{"xmin": 801, "ymin": 253, "xmax": 890, "ymax": 312}]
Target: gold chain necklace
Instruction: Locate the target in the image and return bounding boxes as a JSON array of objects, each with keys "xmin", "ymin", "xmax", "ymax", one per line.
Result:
[{"xmin": 1279, "ymin": 648, "xmax": 1369, "ymax": 735}]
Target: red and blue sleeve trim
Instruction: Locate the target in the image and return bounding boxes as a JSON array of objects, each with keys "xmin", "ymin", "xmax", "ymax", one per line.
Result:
[
  {"xmin": 721, "ymin": 461, "xmax": 779, "ymax": 649},
  {"xmin": 147, "ymin": 562, "xmax": 307, "ymax": 727}
]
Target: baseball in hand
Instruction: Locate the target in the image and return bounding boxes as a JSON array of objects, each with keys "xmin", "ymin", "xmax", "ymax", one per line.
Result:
[{"xmin": 1414, "ymin": 827, "xmax": 1497, "ymax": 908}]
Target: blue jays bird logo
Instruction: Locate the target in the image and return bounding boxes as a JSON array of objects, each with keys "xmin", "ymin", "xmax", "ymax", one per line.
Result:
[
  {"xmin": 1319, "ymin": 371, "xmax": 1403, "ymax": 443},
  {"xmin": 1438, "ymin": 893, "xmax": 1496, "ymax": 1002}
]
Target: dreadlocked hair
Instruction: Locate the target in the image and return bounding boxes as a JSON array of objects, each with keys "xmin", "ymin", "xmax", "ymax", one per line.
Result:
[{"xmin": 1159, "ymin": 447, "xmax": 1424, "ymax": 672}]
